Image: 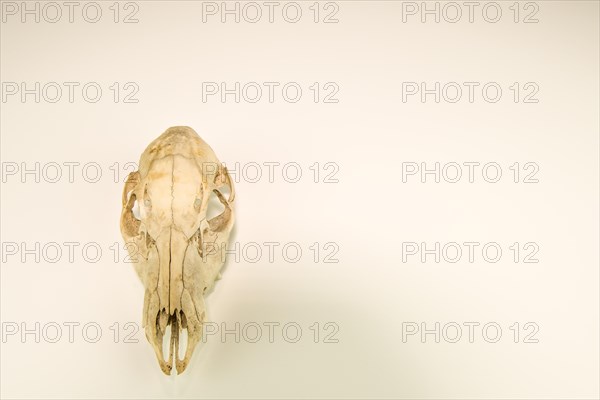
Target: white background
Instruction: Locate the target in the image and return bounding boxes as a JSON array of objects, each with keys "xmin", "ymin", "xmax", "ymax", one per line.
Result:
[{"xmin": 1, "ymin": 1, "xmax": 599, "ymax": 398}]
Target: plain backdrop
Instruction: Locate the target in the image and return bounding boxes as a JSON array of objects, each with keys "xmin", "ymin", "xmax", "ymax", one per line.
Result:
[{"xmin": 1, "ymin": 1, "xmax": 599, "ymax": 398}]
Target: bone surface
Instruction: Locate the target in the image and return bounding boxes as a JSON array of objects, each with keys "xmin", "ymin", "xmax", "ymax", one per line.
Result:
[{"xmin": 120, "ymin": 126, "xmax": 235, "ymax": 374}]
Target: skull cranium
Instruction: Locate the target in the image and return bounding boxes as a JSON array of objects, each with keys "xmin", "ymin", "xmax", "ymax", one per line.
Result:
[{"xmin": 120, "ymin": 126, "xmax": 235, "ymax": 374}]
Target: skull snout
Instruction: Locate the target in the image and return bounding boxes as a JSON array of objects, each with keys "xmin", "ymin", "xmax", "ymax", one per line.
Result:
[{"xmin": 144, "ymin": 227, "xmax": 204, "ymax": 375}]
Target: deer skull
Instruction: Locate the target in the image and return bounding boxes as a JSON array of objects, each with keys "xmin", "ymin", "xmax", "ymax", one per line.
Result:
[{"xmin": 120, "ymin": 126, "xmax": 235, "ymax": 374}]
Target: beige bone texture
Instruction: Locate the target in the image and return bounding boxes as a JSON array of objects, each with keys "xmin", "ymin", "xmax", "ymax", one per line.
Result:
[{"xmin": 120, "ymin": 126, "xmax": 235, "ymax": 374}]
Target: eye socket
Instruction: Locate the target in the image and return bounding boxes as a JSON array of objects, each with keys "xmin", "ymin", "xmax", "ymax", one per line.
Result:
[
  {"xmin": 206, "ymin": 191, "xmax": 225, "ymax": 220},
  {"xmin": 132, "ymin": 198, "xmax": 141, "ymax": 220},
  {"xmin": 218, "ymin": 185, "xmax": 231, "ymax": 201},
  {"xmin": 121, "ymin": 192, "xmax": 141, "ymax": 238}
]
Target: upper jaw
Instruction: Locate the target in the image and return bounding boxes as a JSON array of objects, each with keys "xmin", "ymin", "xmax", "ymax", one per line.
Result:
[{"xmin": 144, "ymin": 288, "xmax": 203, "ymax": 375}]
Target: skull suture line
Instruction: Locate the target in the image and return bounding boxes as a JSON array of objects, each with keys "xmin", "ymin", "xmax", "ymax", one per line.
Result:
[{"xmin": 120, "ymin": 127, "xmax": 235, "ymax": 375}]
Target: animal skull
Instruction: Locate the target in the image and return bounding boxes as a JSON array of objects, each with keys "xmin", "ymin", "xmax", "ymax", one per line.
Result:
[{"xmin": 120, "ymin": 126, "xmax": 235, "ymax": 374}]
